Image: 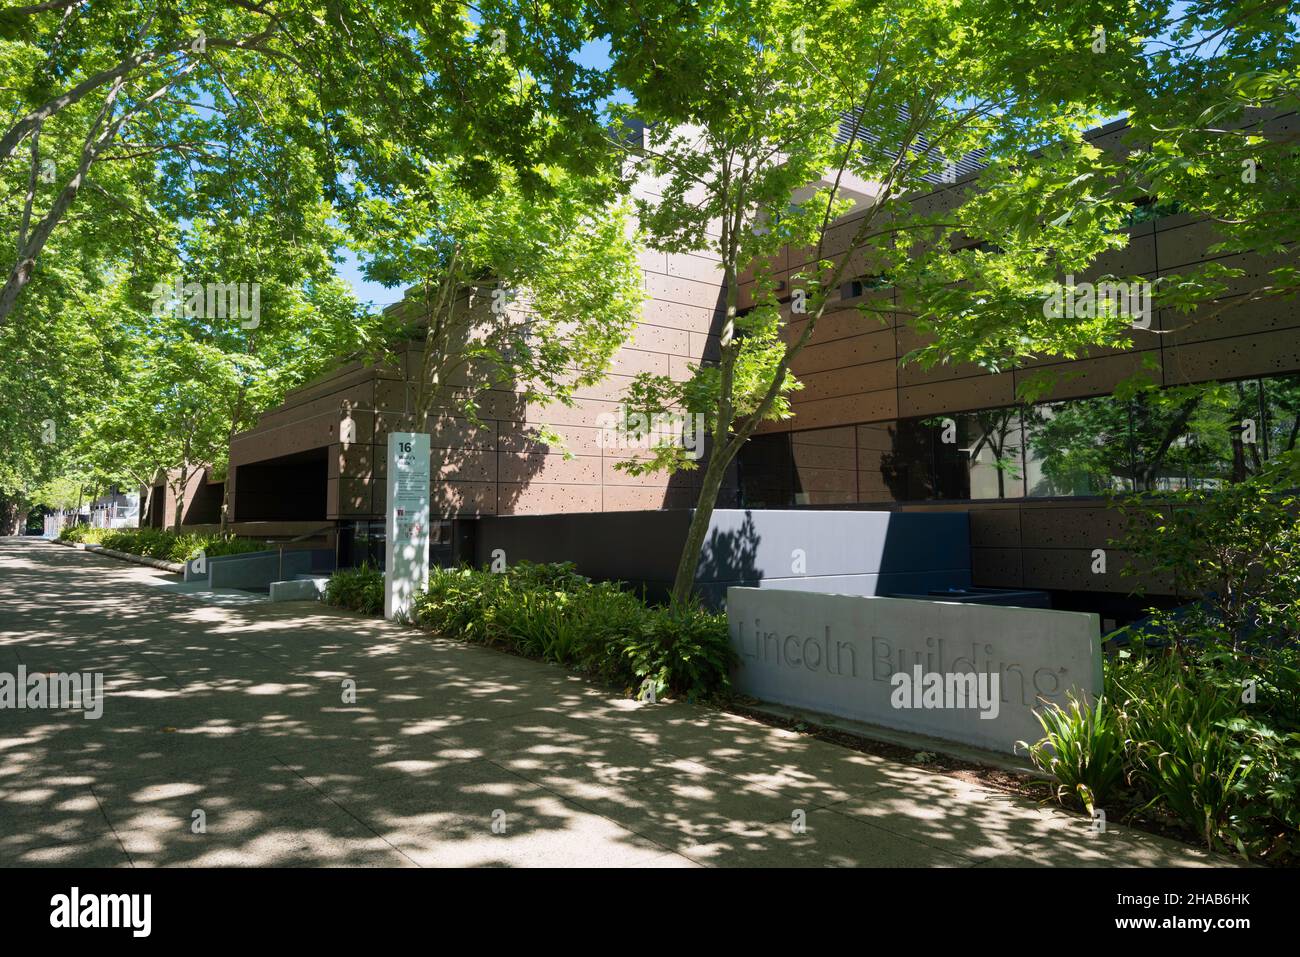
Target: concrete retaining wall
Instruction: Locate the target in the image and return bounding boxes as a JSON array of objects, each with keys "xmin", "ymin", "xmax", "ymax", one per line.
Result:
[{"xmin": 727, "ymin": 586, "xmax": 1103, "ymax": 753}]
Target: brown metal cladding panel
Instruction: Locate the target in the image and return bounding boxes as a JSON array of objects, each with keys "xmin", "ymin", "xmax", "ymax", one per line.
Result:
[
  {"xmin": 498, "ymin": 422, "xmax": 605, "ymax": 457},
  {"xmin": 790, "ymin": 328, "xmax": 895, "ymax": 376},
  {"xmin": 1263, "ymin": 110, "xmax": 1299, "ymax": 138},
  {"xmin": 1087, "ymin": 125, "xmax": 1134, "ymax": 153},
  {"xmin": 1019, "ymin": 328, "xmax": 1157, "ymax": 369},
  {"xmin": 898, "ymin": 372, "xmax": 1015, "ymax": 419},
  {"xmin": 736, "ymin": 251, "xmax": 783, "ymax": 285},
  {"xmin": 427, "ymin": 416, "xmax": 497, "ymax": 451},
  {"xmin": 689, "ymin": 331, "xmax": 721, "ymax": 361},
  {"xmin": 504, "ymin": 483, "xmax": 603, "ymax": 515},
  {"xmin": 231, "ymin": 409, "xmax": 359, "ymax": 466},
  {"xmin": 906, "ymin": 187, "xmax": 962, "ymax": 220},
  {"xmin": 255, "ymin": 364, "xmax": 373, "ymax": 421},
  {"xmin": 645, "ymin": 271, "xmax": 725, "ymax": 308},
  {"xmin": 797, "ymin": 360, "xmax": 897, "ymax": 403},
  {"xmin": 608, "ymin": 346, "xmax": 671, "ymax": 377},
  {"xmin": 832, "ymin": 289, "xmax": 898, "ymax": 329},
  {"xmin": 372, "ymin": 412, "xmax": 408, "ymax": 443},
  {"xmin": 970, "ymin": 547, "xmax": 1024, "ymax": 588},
  {"xmin": 737, "ymin": 277, "xmax": 758, "ymax": 311},
  {"xmin": 1162, "ymin": 328, "xmax": 1300, "ymax": 383},
  {"xmin": 640, "ymin": 298, "xmax": 719, "ymax": 334},
  {"xmin": 897, "ymin": 352, "xmax": 1000, "ymax": 387},
  {"xmin": 434, "ymin": 449, "xmax": 496, "ymax": 484},
  {"xmin": 664, "ymin": 252, "xmax": 726, "ymax": 284},
  {"xmin": 331, "ymin": 442, "xmax": 376, "ymax": 481},
  {"xmin": 602, "ymin": 485, "xmax": 697, "ymax": 511},
  {"xmin": 373, "ymin": 377, "xmax": 412, "ymax": 414},
  {"xmin": 638, "ymin": 249, "xmax": 669, "ymax": 273},
  {"xmin": 838, "ymin": 244, "xmax": 897, "ymax": 282},
  {"xmin": 414, "ymin": 388, "xmax": 525, "ymax": 422},
  {"xmin": 753, "ymin": 416, "xmax": 791, "ymax": 435},
  {"xmin": 789, "ymin": 389, "xmax": 897, "ymax": 430},
  {"xmin": 793, "ymin": 425, "xmax": 856, "ymax": 448},
  {"xmin": 600, "ymin": 455, "xmax": 697, "ymax": 487},
  {"xmin": 629, "ymin": 323, "xmax": 692, "ymax": 355},
  {"xmin": 967, "ymin": 506, "xmax": 1022, "ymax": 548},
  {"xmin": 1110, "ymin": 552, "xmax": 1179, "ymax": 597},
  {"xmin": 1019, "ymin": 547, "xmax": 1171, "ymax": 594},
  {"xmin": 1019, "ymin": 547, "xmax": 1115, "ymax": 592},
  {"xmin": 325, "ymin": 476, "xmax": 340, "ymax": 519},
  {"xmin": 565, "ymin": 373, "xmax": 640, "ymax": 403},
  {"xmin": 1078, "ymin": 231, "xmax": 1158, "ymax": 280},
  {"xmin": 786, "ymin": 305, "xmax": 895, "ymax": 352},
  {"xmin": 333, "ymin": 476, "xmax": 374, "ymax": 518},
  {"xmin": 1015, "ymin": 351, "xmax": 1160, "ymax": 403},
  {"xmin": 816, "ymin": 218, "xmax": 861, "ymax": 260},
  {"xmin": 243, "ymin": 374, "xmax": 375, "ymax": 437},
  {"xmin": 498, "ymin": 452, "xmax": 601, "ymax": 485},
  {"xmin": 1161, "ymin": 249, "xmax": 1294, "ymax": 300},
  {"xmin": 1159, "ymin": 295, "xmax": 1300, "ymax": 348},
  {"xmin": 518, "ymin": 397, "xmax": 620, "ymax": 429},
  {"xmin": 1019, "ymin": 504, "xmax": 1126, "ymax": 549},
  {"xmin": 436, "ymin": 481, "xmax": 497, "ymax": 517},
  {"xmin": 1155, "ymin": 219, "xmax": 1230, "ymax": 271}
]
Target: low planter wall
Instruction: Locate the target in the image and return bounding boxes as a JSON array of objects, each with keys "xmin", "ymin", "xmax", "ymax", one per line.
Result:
[{"xmin": 52, "ymin": 540, "xmax": 185, "ymax": 574}]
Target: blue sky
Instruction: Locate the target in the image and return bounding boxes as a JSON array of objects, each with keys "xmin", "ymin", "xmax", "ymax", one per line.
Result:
[{"xmin": 334, "ymin": 246, "xmax": 402, "ymax": 311}]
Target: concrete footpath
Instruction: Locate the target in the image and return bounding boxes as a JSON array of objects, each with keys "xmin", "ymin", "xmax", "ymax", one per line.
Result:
[{"xmin": 0, "ymin": 537, "xmax": 1232, "ymax": 867}]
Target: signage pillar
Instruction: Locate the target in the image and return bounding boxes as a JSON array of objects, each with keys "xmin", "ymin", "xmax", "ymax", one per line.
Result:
[{"xmin": 384, "ymin": 431, "xmax": 431, "ymax": 621}]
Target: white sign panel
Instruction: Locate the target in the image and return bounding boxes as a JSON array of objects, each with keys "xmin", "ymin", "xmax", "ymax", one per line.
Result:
[
  {"xmin": 385, "ymin": 431, "xmax": 431, "ymax": 621},
  {"xmin": 727, "ymin": 587, "xmax": 1103, "ymax": 753}
]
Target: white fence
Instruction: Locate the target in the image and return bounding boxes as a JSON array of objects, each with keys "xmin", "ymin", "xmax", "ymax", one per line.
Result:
[{"xmin": 42, "ymin": 499, "xmax": 139, "ymax": 538}]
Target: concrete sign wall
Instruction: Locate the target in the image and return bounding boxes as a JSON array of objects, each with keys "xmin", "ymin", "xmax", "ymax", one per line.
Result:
[
  {"xmin": 385, "ymin": 432, "xmax": 431, "ymax": 620},
  {"xmin": 727, "ymin": 587, "xmax": 1103, "ymax": 753}
]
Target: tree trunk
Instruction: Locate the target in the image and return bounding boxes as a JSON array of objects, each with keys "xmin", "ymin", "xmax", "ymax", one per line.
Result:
[
  {"xmin": 0, "ymin": 498, "xmax": 18, "ymax": 536},
  {"xmin": 669, "ymin": 447, "xmax": 733, "ymax": 606},
  {"xmin": 172, "ymin": 463, "xmax": 189, "ymax": 532},
  {"xmin": 220, "ymin": 392, "xmax": 245, "ymax": 537}
]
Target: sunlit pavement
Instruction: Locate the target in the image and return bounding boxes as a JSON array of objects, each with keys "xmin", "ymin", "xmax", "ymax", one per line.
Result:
[{"xmin": 0, "ymin": 537, "xmax": 1234, "ymax": 868}]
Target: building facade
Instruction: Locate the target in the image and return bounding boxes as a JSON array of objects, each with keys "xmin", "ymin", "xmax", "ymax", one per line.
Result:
[{"xmin": 214, "ymin": 114, "xmax": 1296, "ymax": 614}]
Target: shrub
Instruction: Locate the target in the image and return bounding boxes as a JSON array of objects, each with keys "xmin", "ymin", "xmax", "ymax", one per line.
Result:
[
  {"xmin": 100, "ymin": 528, "xmax": 181, "ymax": 560},
  {"xmin": 93, "ymin": 528, "xmax": 267, "ymax": 563},
  {"xmin": 1020, "ymin": 641, "xmax": 1300, "ymax": 863},
  {"xmin": 412, "ymin": 561, "xmax": 734, "ymax": 699},
  {"xmin": 1114, "ymin": 470, "xmax": 1300, "ymax": 650},
  {"xmin": 1111, "ymin": 653, "xmax": 1253, "ymax": 853},
  {"xmin": 1018, "ymin": 694, "xmax": 1127, "ymax": 815},
  {"xmin": 57, "ymin": 525, "xmax": 103, "ymax": 544},
  {"xmin": 324, "ymin": 563, "xmax": 384, "ymax": 615}
]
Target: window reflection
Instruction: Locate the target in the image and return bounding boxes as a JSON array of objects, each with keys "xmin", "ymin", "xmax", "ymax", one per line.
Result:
[{"xmin": 737, "ymin": 373, "xmax": 1300, "ymax": 506}]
